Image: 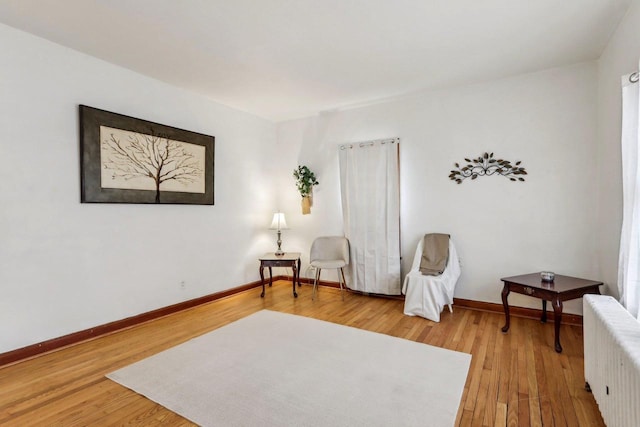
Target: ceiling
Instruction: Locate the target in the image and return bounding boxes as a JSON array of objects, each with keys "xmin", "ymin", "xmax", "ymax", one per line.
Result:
[{"xmin": 0, "ymin": 0, "xmax": 632, "ymax": 121}]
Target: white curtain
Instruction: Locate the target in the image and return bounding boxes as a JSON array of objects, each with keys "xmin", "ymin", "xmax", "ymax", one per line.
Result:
[
  {"xmin": 618, "ymin": 68, "xmax": 640, "ymax": 320},
  {"xmin": 339, "ymin": 138, "xmax": 401, "ymax": 295}
]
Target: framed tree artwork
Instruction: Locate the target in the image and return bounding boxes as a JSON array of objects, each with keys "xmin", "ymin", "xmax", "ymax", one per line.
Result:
[{"xmin": 79, "ymin": 105, "xmax": 214, "ymax": 204}]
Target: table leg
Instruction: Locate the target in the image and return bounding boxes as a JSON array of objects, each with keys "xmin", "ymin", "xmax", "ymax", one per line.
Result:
[
  {"xmin": 501, "ymin": 283, "xmax": 511, "ymax": 333},
  {"xmin": 260, "ymin": 265, "xmax": 265, "ymax": 298},
  {"xmin": 297, "ymin": 258, "xmax": 302, "ymax": 288},
  {"xmin": 541, "ymin": 300, "xmax": 547, "ymax": 323},
  {"xmin": 292, "ymin": 262, "xmax": 298, "ymax": 298},
  {"xmin": 552, "ymin": 297, "xmax": 563, "ymax": 353},
  {"xmin": 268, "ymin": 266, "xmax": 273, "ymax": 287}
]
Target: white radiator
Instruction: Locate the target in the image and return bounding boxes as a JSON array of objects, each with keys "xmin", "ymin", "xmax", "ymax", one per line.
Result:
[{"xmin": 584, "ymin": 295, "xmax": 640, "ymax": 427}]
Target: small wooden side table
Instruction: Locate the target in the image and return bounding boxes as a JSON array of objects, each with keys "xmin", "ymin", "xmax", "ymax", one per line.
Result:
[
  {"xmin": 500, "ymin": 273, "xmax": 602, "ymax": 353},
  {"xmin": 259, "ymin": 252, "xmax": 301, "ymax": 298}
]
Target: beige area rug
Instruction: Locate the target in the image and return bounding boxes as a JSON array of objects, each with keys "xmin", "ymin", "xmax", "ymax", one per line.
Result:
[{"xmin": 107, "ymin": 310, "xmax": 471, "ymax": 426}]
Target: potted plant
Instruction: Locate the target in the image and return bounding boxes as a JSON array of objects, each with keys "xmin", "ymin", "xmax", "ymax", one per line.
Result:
[{"xmin": 293, "ymin": 165, "xmax": 319, "ymax": 214}]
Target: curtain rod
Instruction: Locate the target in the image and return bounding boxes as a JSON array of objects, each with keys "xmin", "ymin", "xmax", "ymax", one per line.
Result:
[
  {"xmin": 631, "ymin": 72, "xmax": 639, "ymax": 83},
  {"xmin": 340, "ymin": 137, "xmax": 399, "ymax": 150}
]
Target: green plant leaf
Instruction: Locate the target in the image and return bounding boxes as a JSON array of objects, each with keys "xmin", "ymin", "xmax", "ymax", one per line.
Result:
[{"xmin": 293, "ymin": 164, "xmax": 319, "ymax": 197}]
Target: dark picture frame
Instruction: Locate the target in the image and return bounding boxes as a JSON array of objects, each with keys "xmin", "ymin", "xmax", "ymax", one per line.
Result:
[{"xmin": 80, "ymin": 105, "xmax": 214, "ymax": 204}]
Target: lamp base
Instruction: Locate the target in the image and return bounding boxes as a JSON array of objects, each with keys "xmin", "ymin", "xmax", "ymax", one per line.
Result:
[{"xmin": 275, "ymin": 230, "xmax": 284, "ymax": 256}]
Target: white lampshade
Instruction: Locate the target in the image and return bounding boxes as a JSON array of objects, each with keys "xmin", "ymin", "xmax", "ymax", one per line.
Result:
[{"xmin": 269, "ymin": 212, "xmax": 289, "ymax": 230}]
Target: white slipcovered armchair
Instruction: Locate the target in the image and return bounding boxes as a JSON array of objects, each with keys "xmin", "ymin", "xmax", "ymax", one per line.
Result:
[{"xmin": 402, "ymin": 237, "xmax": 461, "ymax": 322}]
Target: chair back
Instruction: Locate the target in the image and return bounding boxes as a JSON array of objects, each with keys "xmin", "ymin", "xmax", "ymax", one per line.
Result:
[{"xmin": 310, "ymin": 236, "xmax": 350, "ymax": 264}]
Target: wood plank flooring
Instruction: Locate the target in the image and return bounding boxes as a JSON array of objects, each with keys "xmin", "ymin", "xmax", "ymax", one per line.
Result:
[{"xmin": 0, "ymin": 281, "xmax": 605, "ymax": 426}]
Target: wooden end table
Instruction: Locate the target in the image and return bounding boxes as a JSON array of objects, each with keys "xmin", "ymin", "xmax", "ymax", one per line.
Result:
[
  {"xmin": 500, "ymin": 273, "xmax": 602, "ymax": 353},
  {"xmin": 259, "ymin": 252, "xmax": 301, "ymax": 298}
]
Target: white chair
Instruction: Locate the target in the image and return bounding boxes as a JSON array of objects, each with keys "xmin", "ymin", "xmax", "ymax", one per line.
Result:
[
  {"xmin": 401, "ymin": 237, "xmax": 461, "ymax": 322},
  {"xmin": 310, "ymin": 236, "xmax": 350, "ymax": 300}
]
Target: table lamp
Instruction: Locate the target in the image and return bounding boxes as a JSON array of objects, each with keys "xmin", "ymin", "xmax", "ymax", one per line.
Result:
[{"xmin": 269, "ymin": 212, "xmax": 289, "ymax": 256}]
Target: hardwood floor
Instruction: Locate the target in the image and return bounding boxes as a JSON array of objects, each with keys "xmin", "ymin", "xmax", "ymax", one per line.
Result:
[{"xmin": 0, "ymin": 281, "xmax": 605, "ymax": 426}]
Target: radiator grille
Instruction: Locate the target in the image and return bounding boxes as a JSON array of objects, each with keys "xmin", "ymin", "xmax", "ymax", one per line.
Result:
[{"xmin": 584, "ymin": 295, "xmax": 640, "ymax": 427}]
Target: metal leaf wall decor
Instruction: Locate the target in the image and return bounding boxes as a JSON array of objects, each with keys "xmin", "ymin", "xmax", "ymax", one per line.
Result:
[{"xmin": 449, "ymin": 152, "xmax": 527, "ymax": 184}]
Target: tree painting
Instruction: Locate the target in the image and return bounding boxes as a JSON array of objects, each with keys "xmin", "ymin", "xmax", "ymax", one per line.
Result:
[{"xmin": 100, "ymin": 126, "xmax": 205, "ymax": 203}]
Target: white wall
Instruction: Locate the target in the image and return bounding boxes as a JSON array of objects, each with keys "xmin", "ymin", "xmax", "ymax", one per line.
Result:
[
  {"xmin": 3, "ymin": 8, "xmax": 631, "ymax": 354},
  {"xmin": 277, "ymin": 62, "xmax": 600, "ymax": 314},
  {"xmin": 0, "ymin": 24, "xmax": 278, "ymax": 353},
  {"xmin": 596, "ymin": 0, "xmax": 640, "ymax": 299}
]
